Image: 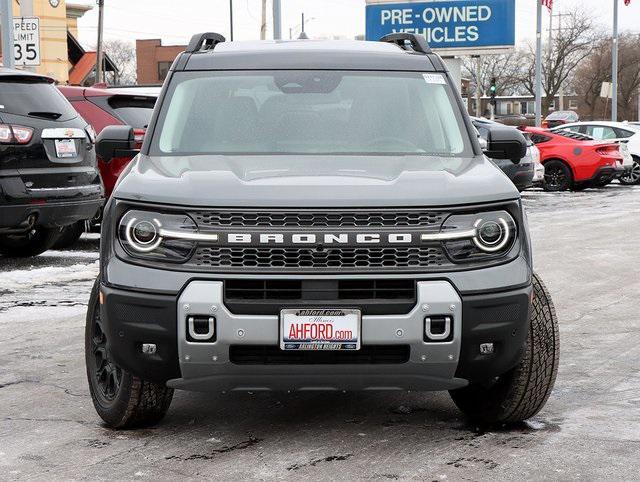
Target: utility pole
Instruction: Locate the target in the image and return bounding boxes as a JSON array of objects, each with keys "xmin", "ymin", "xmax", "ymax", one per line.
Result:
[
  {"xmin": 260, "ymin": 0, "xmax": 266, "ymax": 40},
  {"xmin": 229, "ymin": 0, "xmax": 233, "ymax": 42},
  {"xmin": 272, "ymin": 0, "xmax": 282, "ymax": 40},
  {"xmin": 0, "ymin": 0, "xmax": 15, "ymax": 69},
  {"xmin": 229, "ymin": 0, "xmax": 234, "ymax": 41},
  {"xmin": 612, "ymin": 0, "xmax": 619, "ymax": 121},
  {"xmin": 21, "ymin": 0, "xmax": 35, "ymax": 72},
  {"xmin": 535, "ymin": 0, "xmax": 543, "ymax": 126},
  {"xmin": 474, "ymin": 55, "xmax": 481, "ymax": 117},
  {"xmin": 96, "ymin": 0, "xmax": 105, "ymax": 83}
]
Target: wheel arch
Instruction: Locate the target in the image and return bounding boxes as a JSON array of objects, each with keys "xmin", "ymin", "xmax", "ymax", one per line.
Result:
[{"xmin": 541, "ymin": 157, "xmax": 575, "ymax": 181}]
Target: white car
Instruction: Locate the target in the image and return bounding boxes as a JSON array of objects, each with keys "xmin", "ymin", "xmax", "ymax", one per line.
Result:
[{"xmin": 552, "ymin": 121, "xmax": 640, "ymax": 185}]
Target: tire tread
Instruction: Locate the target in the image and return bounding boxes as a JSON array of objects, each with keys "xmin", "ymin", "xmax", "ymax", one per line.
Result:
[{"xmin": 450, "ymin": 273, "xmax": 559, "ymax": 424}]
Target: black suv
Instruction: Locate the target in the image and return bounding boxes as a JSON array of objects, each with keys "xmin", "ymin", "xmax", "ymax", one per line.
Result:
[{"xmin": 0, "ymin": 69, "xmax": 103, "ymax": 257}]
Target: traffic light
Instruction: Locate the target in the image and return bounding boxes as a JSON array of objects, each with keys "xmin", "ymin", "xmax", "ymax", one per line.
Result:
[{"xmin": 490, "ymin": 77, "xmax": 497, "ymax": 106}]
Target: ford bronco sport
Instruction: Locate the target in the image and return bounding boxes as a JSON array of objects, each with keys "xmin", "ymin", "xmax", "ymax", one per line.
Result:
[{"xmin": 86, "ymin": 33, "xmax": 559, "ymax": 428}]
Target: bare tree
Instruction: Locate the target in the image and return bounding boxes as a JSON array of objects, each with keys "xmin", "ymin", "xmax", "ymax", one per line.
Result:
[
  {"xmin": 462, "ymin": 51, "xmax": 523, "ymax": 97},
  {"xmin": 103, "ymin": 39, "xmax": 136, "ymax": 85},
  {"xmin": 572, "ymin": 33, "xmax": 640, "ymax": 121},
  {"xmin": 517, "ymin": 9, "xmax": 601, "ymax": 115}
]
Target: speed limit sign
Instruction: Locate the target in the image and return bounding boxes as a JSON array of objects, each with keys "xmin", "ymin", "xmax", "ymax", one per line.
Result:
[{"xmin": 14, "ymin": 17, "xmax": 41, "ymax": 66}]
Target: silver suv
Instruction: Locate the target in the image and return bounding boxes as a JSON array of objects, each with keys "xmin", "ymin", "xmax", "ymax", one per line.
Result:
[{"xmin": 87, "ymin": 33, "xmax": 559, "ymax": 428}]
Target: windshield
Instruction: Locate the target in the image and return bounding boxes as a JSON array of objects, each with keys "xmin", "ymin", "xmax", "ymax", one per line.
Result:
[
  {"xmin": 0, "ymin": 80, "xmax": 77, "ymax": 121},
  {"xmin": 152, "ymin": 70, "xmax": 471, "ymax": 157}
]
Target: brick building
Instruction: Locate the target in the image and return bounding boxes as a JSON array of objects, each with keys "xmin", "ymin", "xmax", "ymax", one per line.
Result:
[{"xmin": 136, "ymin": 39, "xmax": 186, "ymax": 85}]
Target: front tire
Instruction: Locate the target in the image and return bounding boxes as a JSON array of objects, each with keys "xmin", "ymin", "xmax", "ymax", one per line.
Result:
[
  {"xmin": 85, "ymin": 279, "xmax": 173, "ymax": 428},
  {"xmin": 543, "ymin": 160, "xmax": 572, "ymax": 192},
  {"xmin": 0, "ymin": 227, "xmax": 61, "ymax": 257},
  {"xmin": 449, "ymin": 273, "xmax": 559, "ymax": 424}
]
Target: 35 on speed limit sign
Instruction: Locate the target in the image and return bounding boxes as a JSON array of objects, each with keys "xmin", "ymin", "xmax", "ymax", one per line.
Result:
[{"xmin": 14, "ymin": 17, "xmax": 41, "ymax": 66}]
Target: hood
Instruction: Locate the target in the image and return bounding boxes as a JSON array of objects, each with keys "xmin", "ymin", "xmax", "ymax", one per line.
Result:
[{"xmin": 113, "ymin": 154, "xmax": 519, "ymax": 208}]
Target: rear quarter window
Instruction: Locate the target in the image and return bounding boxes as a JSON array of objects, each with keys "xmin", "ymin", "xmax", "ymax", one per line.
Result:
[
  {"xmin": 0, "ymin": 79, "xmax": 77, "ymax": 121},
  {"xmin": 530, "ymin": 133, "xmax": 551, "ymax": 144},
  {"xmin": 107, "ymin": 95, "xmax": 155, "ymax": 129}
]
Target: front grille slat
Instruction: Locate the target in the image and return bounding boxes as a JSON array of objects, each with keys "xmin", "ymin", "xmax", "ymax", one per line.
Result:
[
  {"xmin": 193, "ymin": 246, "xmax": 447, "ymax": 270},
  {"xmin": 224, "ymin": 279, "xmax": 416, "ymax": 315},
  {"xmin": 193, "ymin": 210, "xmax": 446, "ymax": 228}
]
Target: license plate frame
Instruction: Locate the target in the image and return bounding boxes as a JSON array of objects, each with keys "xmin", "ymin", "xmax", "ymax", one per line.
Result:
[
  {"xmin": 280, "ymin": 308, "xmax": 361, "ymax": 351},
  {"xmin": 54, "ymin": 138, "xmax": 77, "ymax": 158}
]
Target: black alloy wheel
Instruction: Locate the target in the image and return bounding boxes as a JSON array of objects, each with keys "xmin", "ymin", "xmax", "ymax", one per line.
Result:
[
  {"xmin": 543, "ymin": 161, "xmax": 572, "ymax": 192},
  {"xmin": 89, "ymin": 305, "xmax": 122, "ymax": 402}
]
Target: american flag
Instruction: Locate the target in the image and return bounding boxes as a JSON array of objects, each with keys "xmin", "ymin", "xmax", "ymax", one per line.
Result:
[{"xmin": 541, "ymin": 0, "xmax": 553, "ymax": 12}]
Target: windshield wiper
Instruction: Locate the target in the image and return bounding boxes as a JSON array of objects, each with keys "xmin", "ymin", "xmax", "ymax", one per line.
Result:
[{"xmin": 28, "ymin": 111, "xmax": 62, "ymax": 120}]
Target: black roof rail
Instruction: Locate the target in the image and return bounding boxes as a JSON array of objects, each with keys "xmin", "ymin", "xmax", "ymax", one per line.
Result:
[
  {"xmin": 380, "ymin": 33, "xmax": 432, "ymax": 54},
  {"xmin": 186, "ymin": 32, "xmax": 226, "ymax": 53}
]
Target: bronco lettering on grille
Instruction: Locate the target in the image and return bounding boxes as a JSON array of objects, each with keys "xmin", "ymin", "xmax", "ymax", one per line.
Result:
[{"xmin": 225, "ymin": 233, "xmax": 414, "ymax": 245}]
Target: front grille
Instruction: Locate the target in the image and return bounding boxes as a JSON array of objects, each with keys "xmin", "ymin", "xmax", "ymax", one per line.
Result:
[
  {"xmin": 229, "ymin": 345, "xmax": 410, "ymax": 365},
  {"xmin": 192, "ymin": 210, "xmax": 446, "ymax": 228},
  {"xmin": 224, "ymin": 279, "xmax": 416, "ymax": 315},
  {"xmin": 183, "ymin": 208, "xmax": 455, "ymax": 273},
  {"xmin": 192, "ymin": 246, "xmax": 447, "ymax": 270}
]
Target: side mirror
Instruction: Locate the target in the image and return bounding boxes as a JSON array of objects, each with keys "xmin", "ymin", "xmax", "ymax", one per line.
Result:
[
  {"xmin": 483, "ymin": 126, "xmax": 528, "ymax": 164},
  {"xmin": 95, "ymin": 125, "xmax": 136, "ymax": 162}
]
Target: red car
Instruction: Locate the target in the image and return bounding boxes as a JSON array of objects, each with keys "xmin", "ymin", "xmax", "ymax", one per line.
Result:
[
  {"xmin": 521, "ymin": 126, "xmax": 626, "ymax": 191},
  {"xmin": 58, "ymin": 85, "xmax": 157, "ymax": 198}
]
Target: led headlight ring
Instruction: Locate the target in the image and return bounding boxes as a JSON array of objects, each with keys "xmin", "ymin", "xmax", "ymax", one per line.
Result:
[
  {"xmin": 125, "ymin": 217, "xmax": 163, "ymax": 252},
  {"xmin": 472, "ymin": 217, "xmax": 510, "ymax": 253}
]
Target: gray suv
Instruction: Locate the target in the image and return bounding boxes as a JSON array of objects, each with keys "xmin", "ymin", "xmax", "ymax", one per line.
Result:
[{"xmin": 87, "ymin": 33, "xmax": 559, "ymax": 428}]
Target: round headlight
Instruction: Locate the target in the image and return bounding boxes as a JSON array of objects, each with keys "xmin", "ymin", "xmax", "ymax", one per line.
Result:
[
  {"xmin": 473, "ymin": 218, "xmax": 510, "ymax": 252},
  {"xmin": 131, "ymin": 220, "xmax": 157, "ymax": 245},
  {"xmin": 118, "ymin": 209, "xmax": 198, "ymax": 262},
  {"xmin": 125, "ymin": 217, "xmax": 162, "ymax": 252}
]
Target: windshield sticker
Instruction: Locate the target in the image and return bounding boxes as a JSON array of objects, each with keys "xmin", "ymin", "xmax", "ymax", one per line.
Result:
[{"xmin": 422, "ymin": 74, "xmax": 446, "ymax": 85}]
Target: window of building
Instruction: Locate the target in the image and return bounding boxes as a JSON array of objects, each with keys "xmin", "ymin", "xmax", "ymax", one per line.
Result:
[
  {"xmin": 569, "ymin": 99, "xmax": 578, "ymax": 110},
  {"xmin": 158, "ymin": 61, "xmax": 172, "ymax": 81},
  {"xmin": 549, "ymin": 100, "xmax": 556, "ymax": 110}
]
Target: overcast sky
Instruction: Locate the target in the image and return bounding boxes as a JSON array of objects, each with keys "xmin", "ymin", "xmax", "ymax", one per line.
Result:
[{"xmin": 76, "ymin": 0, "xmax": 640, "ymax": 49}]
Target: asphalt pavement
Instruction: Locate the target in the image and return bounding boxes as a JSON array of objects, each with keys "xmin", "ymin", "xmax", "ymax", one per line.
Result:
[{"xmin": 1, "ymin": 185, "xmax": 639, "ymax": 480}]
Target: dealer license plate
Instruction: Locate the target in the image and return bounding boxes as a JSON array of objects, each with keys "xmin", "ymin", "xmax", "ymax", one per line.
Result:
[
  {"xmin": 55, "ymin": 139, "xmax": 77, "ymax": 158},
  {"xmin": 280, "ymin": 308, "xmax": 361, "ymax": 351}
]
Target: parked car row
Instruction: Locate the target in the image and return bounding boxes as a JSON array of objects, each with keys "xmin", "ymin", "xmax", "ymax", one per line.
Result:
[
  {"xmin": 551, "ymin": 121, "xmax": 640, "ymax": 185},
  {"xmin": 473, "ymin": 114, "xmax": 635, "ymax": 192}
]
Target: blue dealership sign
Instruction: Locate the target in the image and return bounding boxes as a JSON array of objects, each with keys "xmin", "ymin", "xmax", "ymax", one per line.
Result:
[{"xmin": 365, "ymin": 0, "xmax": 515, "ymax": 51}]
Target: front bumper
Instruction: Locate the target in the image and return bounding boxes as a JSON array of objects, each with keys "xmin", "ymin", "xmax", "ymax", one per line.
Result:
[{"xmin": 100, "ymin": 279, "xmax": 532, "ymax": 391}]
